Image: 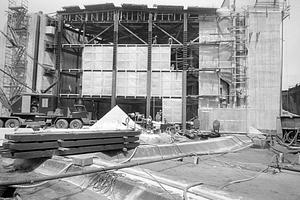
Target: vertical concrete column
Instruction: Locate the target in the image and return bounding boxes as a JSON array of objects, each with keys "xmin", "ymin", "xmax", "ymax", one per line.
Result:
[
  {"xmin": 111, "ymin": 11, "xmax": 119, "ymax": 108},
  {"xmin": 279, "ymin": 10, "xmax": 284, "ymax": 116},
  {"xmin": 146, "ymin": 13, "xmax": 153, "ymax": 118},
  {"xmin": 182, "ymin": 13, "xmax": 188, "ymax": 133},
  {"xmin": 55, "ymin": 15, "xmax": 63, "ymax": 105}
]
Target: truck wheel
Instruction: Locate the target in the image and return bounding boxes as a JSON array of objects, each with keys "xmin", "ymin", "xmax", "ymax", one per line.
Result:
[
  {"xmin": 0, "ymin": 119, "xmax": 3, "ymax": 127},
  {"xmin": 55, "ymin": 119, "xmax": 69, "ymax": 129},
  {"xmin": 5, "ymin": 119, "xmax": 20, "ymax": 128},
  {"xmin": 69, "ymin": 119, "xmax": 83, "ymax": 129}
]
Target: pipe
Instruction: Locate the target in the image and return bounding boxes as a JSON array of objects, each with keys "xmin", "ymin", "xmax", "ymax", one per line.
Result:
[
  {"xmin": 0, "ymin": 151, "xmax": 231, "ymax": 187},
  {"xmin": 270, "ymin": 165, "xmax": 300, "ymax": 173}
]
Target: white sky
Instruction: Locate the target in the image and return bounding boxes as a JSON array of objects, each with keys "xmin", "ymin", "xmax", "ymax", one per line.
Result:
[{"xmin": 0, "ymin": 0, "xmax": 299, "ymax": 90}]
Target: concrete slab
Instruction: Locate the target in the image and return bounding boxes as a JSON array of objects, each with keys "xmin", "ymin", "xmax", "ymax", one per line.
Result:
[{"xmin": 0, "ymin": 128, "xmax": 34, "ymax": 146}]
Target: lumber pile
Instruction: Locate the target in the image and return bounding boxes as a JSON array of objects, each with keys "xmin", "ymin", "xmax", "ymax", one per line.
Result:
[{"xmin": 1, "ymin": 130, "xmax": 140, "ymax": 159}]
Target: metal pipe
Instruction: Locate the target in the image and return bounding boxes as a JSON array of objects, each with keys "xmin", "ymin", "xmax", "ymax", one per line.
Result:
[{"xmin": 0, "ymin": 151, "xmax": 228, "ymax": 187}]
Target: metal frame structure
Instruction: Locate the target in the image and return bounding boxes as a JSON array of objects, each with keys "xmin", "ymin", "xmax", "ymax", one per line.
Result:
[
  {"xmin": 0, "ymin": 0, "xmax": 29, "ymax": 115},
  {"xmin": 54, "ymin": 3, "xmax": 252, "ymax": 131}
]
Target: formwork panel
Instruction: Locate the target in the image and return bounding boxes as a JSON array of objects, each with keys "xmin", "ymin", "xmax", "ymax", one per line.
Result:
[
  {"xmin": 199, "ymin": 72, "xmax": 219, "ymax": 96},
  {"xmin": 82, "ymin": 71, "xmax": 182, "ymax": 97},
  {"xmin": 81, "ymin": 71, "xmax": 112, "ymax": 95},
  {"xmin": 199, "ymin": 44, "xmax": 232, "ymax": 69},
  {"xmin": 82, "ymin": 46, "xmax": 113, "ymax": 70},
  {"xmin": 81, "ymin": 46, "xmax": 180, "ymax": 97},
  {"xmin": 162, "ymin": 98, "xmax": 182, "ymax": 123},
  {"xmin": 117, "ymin": 46, "xmax": 147, "ymax": 70},
  {"xmin": 152, "ymin": 46, "xmax": 171, "ymax": 70},
  {"xmin": 116, "ymin": 72, "xmax": 147, "ymax": 96},
  {"xmin": 152, "ymin": 72, "xmax": 182, "ymax": 97}
]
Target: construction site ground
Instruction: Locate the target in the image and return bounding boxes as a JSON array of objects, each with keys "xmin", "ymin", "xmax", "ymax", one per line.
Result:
[
  {"xmin": 1, "ymin": 132, "xmax": 300, "ymax": 200},
  {"xmin": 141, "ymin": 148, "xmax": 300, "ymax": 200}
]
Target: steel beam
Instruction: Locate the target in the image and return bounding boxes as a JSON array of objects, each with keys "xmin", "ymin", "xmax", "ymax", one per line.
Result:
[
  {"xmin": 146, "ymin": 13, "xmax": 153, "ymax": 118},
  {"xmin": 111, "ymin": 11, "xmax": 119, "ymax": 108},
  {"xmin": 88, "ymin": 24, "xmax": 113, "ymax": 44},
  {"xmin": 153, "ymin": 23, "xmax": 183, "ymax": 45},
  {"xmin": 182, "ymin": 13, "xmax": 188, "ymax": 133},
  {"xmin": 32, "ymin": 14, "xmax": 41, "ymax": 91},
  {"xmin": 119, "ymin": 22, "xmax": 147, "ymax": 44},
  {"xmin": 56, "ymin": 16, "xmax": 63, "ymax": 105}
]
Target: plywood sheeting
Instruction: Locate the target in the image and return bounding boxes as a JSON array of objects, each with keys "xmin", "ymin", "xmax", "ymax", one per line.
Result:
[
  {"xmin": 81, "ymin": 46, "xmax": 179, "ymax": 97},
  {"xmin": 199, "ymin": 72, "xmax": 219, "ymax": 96},
  {"xmin": 199, "ymin": 44, "xmax": 232, "ymax": 69},
  {"xmin": 82, "ymin": 71, "xmax": 112, "ymax": 95},
  {"xmin": 116, "ymin": 72, "xmax": 147, "ymax": 96},
  {"xmin": 82, "ymin": 46, "xmax": 170, "ymax": 71},
  {"xmin": 152, "ymin": 72, "xmax": 182, "ymax": 97},
  {"xmin": 152, "ymin": 46, "xmax": 171, "ymax": 70},
  {"xmin": 118, "ymin": 46, "xmax": 147, "ymax": 70},
  {"xmin": 82, "ymin": 46, "xmax": 113, "ymax": 70},
  {"xmin": 82, "ymin": 71, "xmax": 182, "ymax": 97},
  {"xmin": 162, "ymin": 98, "xmax": 182, "ymax": 123}
]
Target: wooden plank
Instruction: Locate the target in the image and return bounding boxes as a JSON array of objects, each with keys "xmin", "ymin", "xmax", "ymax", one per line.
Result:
[
  {"xmin": 5, "ymin": 130, "xmax": 141, "ymax": 142},
  {"xmin": 60, "ymin": 136, "xmax": 139, "ymax": 147},
  {"xmin": 3, "ymin": 141, "xmax": 59, "ymax": 151},
  {"xmin": 58, "ymin": 143, "xmax": 139, "ymax": 156}
]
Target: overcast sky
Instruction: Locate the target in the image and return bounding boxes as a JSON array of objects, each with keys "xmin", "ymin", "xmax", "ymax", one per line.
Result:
[{"xmin": 0, "ymin": 0, "xmax": 299, "ymax": 90}]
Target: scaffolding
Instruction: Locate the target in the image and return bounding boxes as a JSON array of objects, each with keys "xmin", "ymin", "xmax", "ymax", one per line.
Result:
[{"xmin": 1, "ymin": 0, "xmax": 29, "ymax": 114}]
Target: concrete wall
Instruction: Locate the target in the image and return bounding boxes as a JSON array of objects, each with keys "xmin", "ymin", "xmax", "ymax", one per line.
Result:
[
  {"xmin": 199, "ymin": 108, "xmax": 248, "ymax": 132},
  {"xmin": 247, "ymin": 9, "xmax": 282, "ymax": 130},
  {"xmin": 198, "ymin": 8, "xmax": 282, "ymax": 132}
]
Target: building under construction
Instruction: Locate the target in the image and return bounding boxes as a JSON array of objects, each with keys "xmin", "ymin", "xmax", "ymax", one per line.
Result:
[{"xmin": 0, "ymin": 0, "xmax": 290, "ymax": 132}]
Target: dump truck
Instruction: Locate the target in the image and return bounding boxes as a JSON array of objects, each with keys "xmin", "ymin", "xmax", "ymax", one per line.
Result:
[{"xmin": 0, "ymin": 93, "xmax": 92, "ymax": 129}]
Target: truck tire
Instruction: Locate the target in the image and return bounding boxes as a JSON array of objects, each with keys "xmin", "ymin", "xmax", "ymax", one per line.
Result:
[
  {"xmin": 5, "ymin": 119, "xmax": 20, "ymax": 128},
  {"xmin": 0, "ymin": 119, "xmax": 3, "ymax": 127},
  {"xmin": 69, "ymin": 119, "xmax": 83, "ymax": 129},
  {"xmin": 55, "ymin": 119, "xmax": 69, "ymax": 129}
]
